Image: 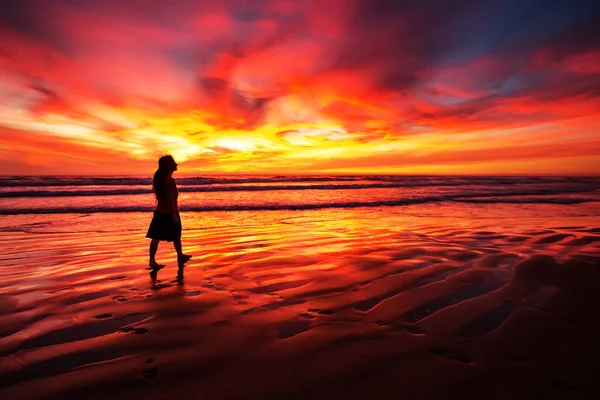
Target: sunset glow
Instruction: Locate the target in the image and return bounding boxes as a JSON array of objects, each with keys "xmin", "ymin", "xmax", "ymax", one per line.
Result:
[{"xmin": 1, "ymin": 0, "xmax": 599, "ymax": 175}]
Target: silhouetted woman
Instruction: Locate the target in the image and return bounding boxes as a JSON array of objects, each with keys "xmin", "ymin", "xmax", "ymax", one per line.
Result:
[{"xmin": 146, "ymin": 155, "xmax": 191, "ymax": 270}]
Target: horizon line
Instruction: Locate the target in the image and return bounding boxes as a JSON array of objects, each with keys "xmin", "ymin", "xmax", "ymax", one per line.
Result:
[{"xmin": 1, "ymin": 173, "xmax": 599, "ymax": 178}]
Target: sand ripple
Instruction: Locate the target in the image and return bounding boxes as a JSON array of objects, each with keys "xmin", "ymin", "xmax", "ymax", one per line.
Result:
[{"xmin": 1, "ymin": 205, "xmax": 599, "ymax": 399}]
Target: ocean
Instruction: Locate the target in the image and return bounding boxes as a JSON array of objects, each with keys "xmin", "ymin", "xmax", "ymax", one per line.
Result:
[{"xmin": 1, "ymin": 175, "xmax": 599, "ymax": 214}]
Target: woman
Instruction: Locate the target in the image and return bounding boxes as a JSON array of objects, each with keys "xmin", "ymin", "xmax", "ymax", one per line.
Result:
[{"xmin": 146, "ymin": 155, "xmax": 191, "ymax": 270}]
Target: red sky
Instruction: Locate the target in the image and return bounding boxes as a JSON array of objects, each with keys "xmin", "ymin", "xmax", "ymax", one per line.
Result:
[{"xmin": 1, "ymin": 0, "xmax": 599, "ymax": 175}]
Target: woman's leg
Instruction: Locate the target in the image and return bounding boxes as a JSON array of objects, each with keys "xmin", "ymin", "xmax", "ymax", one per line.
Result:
[
  {"xmin": 174, "ymin": 239, "xmax": 191, "ymax": 265},
  {"xmin": 149, "ymin": 239, "xmax": 163, "ymax": 268},
  {"xmin": 173, "ymin": 238, "xmax": 183, "ymax": 257}
]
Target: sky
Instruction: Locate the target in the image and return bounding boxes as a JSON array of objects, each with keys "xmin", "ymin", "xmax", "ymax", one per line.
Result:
[{"xmin": 0, "ymin": 0, "xmax": 599, "ymax": 175}]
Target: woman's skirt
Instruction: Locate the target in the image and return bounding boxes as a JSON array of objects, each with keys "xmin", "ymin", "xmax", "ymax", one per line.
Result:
[{"xmin": 146, "ymin": 211, "xmax": 181, "ymax": 242}]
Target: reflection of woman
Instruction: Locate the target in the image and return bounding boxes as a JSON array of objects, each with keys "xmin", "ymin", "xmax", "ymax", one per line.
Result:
[{"xmin": 146, "ymin": 155, "xmax": 191, "ymax": 270}]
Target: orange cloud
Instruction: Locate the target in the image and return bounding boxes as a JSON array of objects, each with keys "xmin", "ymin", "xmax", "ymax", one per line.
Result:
[{"xmin": 0, "ymin": 0, "xmax": 599, "ymax": 175}]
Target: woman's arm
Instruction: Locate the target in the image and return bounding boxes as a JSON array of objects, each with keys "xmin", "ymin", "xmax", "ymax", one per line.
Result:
[
  {"xmin": 171, "ymin": 187, "xmax": 179, "ymax": 214},
  {"xmin": 166, "ymin": 177, "xmax": 179, "ymax": 222}
]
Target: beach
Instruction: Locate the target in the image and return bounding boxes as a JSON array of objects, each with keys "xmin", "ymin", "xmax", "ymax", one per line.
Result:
[
  {"xmin": 2, "ymin": 0, "xmax": 600, "ymax": 396},
  {"xmin": 1, "ymin": 177, "xmax": 600, "ymax": 399}
]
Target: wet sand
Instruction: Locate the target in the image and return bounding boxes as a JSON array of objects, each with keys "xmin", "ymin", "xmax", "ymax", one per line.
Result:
[{"xmin": 1, "ymin": 203, "xmax": 599, "ymax": 399}]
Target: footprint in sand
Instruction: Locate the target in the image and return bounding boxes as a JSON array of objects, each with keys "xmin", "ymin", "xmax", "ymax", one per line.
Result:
[
  {"xmin": 112, "ymin": 295, "xmax": 127, "ymax": 302},
  {"xmin": 153, "ymin": 281, "xmax": 174, "ymax": 290}
]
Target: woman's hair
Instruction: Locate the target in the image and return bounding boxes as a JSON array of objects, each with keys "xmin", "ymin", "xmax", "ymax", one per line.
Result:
[{"xmin": 152, "ymin": 155, "xmax": 174, "ymax": 203}]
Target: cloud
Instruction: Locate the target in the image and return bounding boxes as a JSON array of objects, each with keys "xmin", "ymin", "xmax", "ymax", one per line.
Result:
[{"xmin": 0, "ymin": 0, "xmax": 599, "ymax": 174}]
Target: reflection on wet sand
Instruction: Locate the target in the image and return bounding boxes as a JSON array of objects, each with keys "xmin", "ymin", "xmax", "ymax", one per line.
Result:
[{"xmin": 0, "ymin": 203, "xmax": 599, "ymax": 399}]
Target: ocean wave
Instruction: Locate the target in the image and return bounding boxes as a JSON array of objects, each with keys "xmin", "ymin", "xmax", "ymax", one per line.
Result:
[
  {"xmin": 0, "ymin": 193, "xmax": 595, "ymax": 215},
  {"xmin": 0, "ymin": 175, "xmax": 366, "ymax": 187},
  {"xmin": 2, "ymin": 181, "xmax": 599, "ymax": 198},
  {"xmin": 1, "ymin": 175, "xmax": 597, "ymax": 188},
  {"xmin": 0, "ymin": 182, "xmax": 492, "ymax": 197}
]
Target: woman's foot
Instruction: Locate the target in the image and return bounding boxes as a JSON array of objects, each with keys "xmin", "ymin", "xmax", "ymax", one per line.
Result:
[
  {"xmin": 177, "ymin": 254, "xmax": 192, "ymax": 266},
  {"xmin": 176, "ymin": 267, "xmax": 184, "ymax": 284},
  {"xmin": 149, "ymin": 261, "xmax": 165, "ymax": 271}
]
